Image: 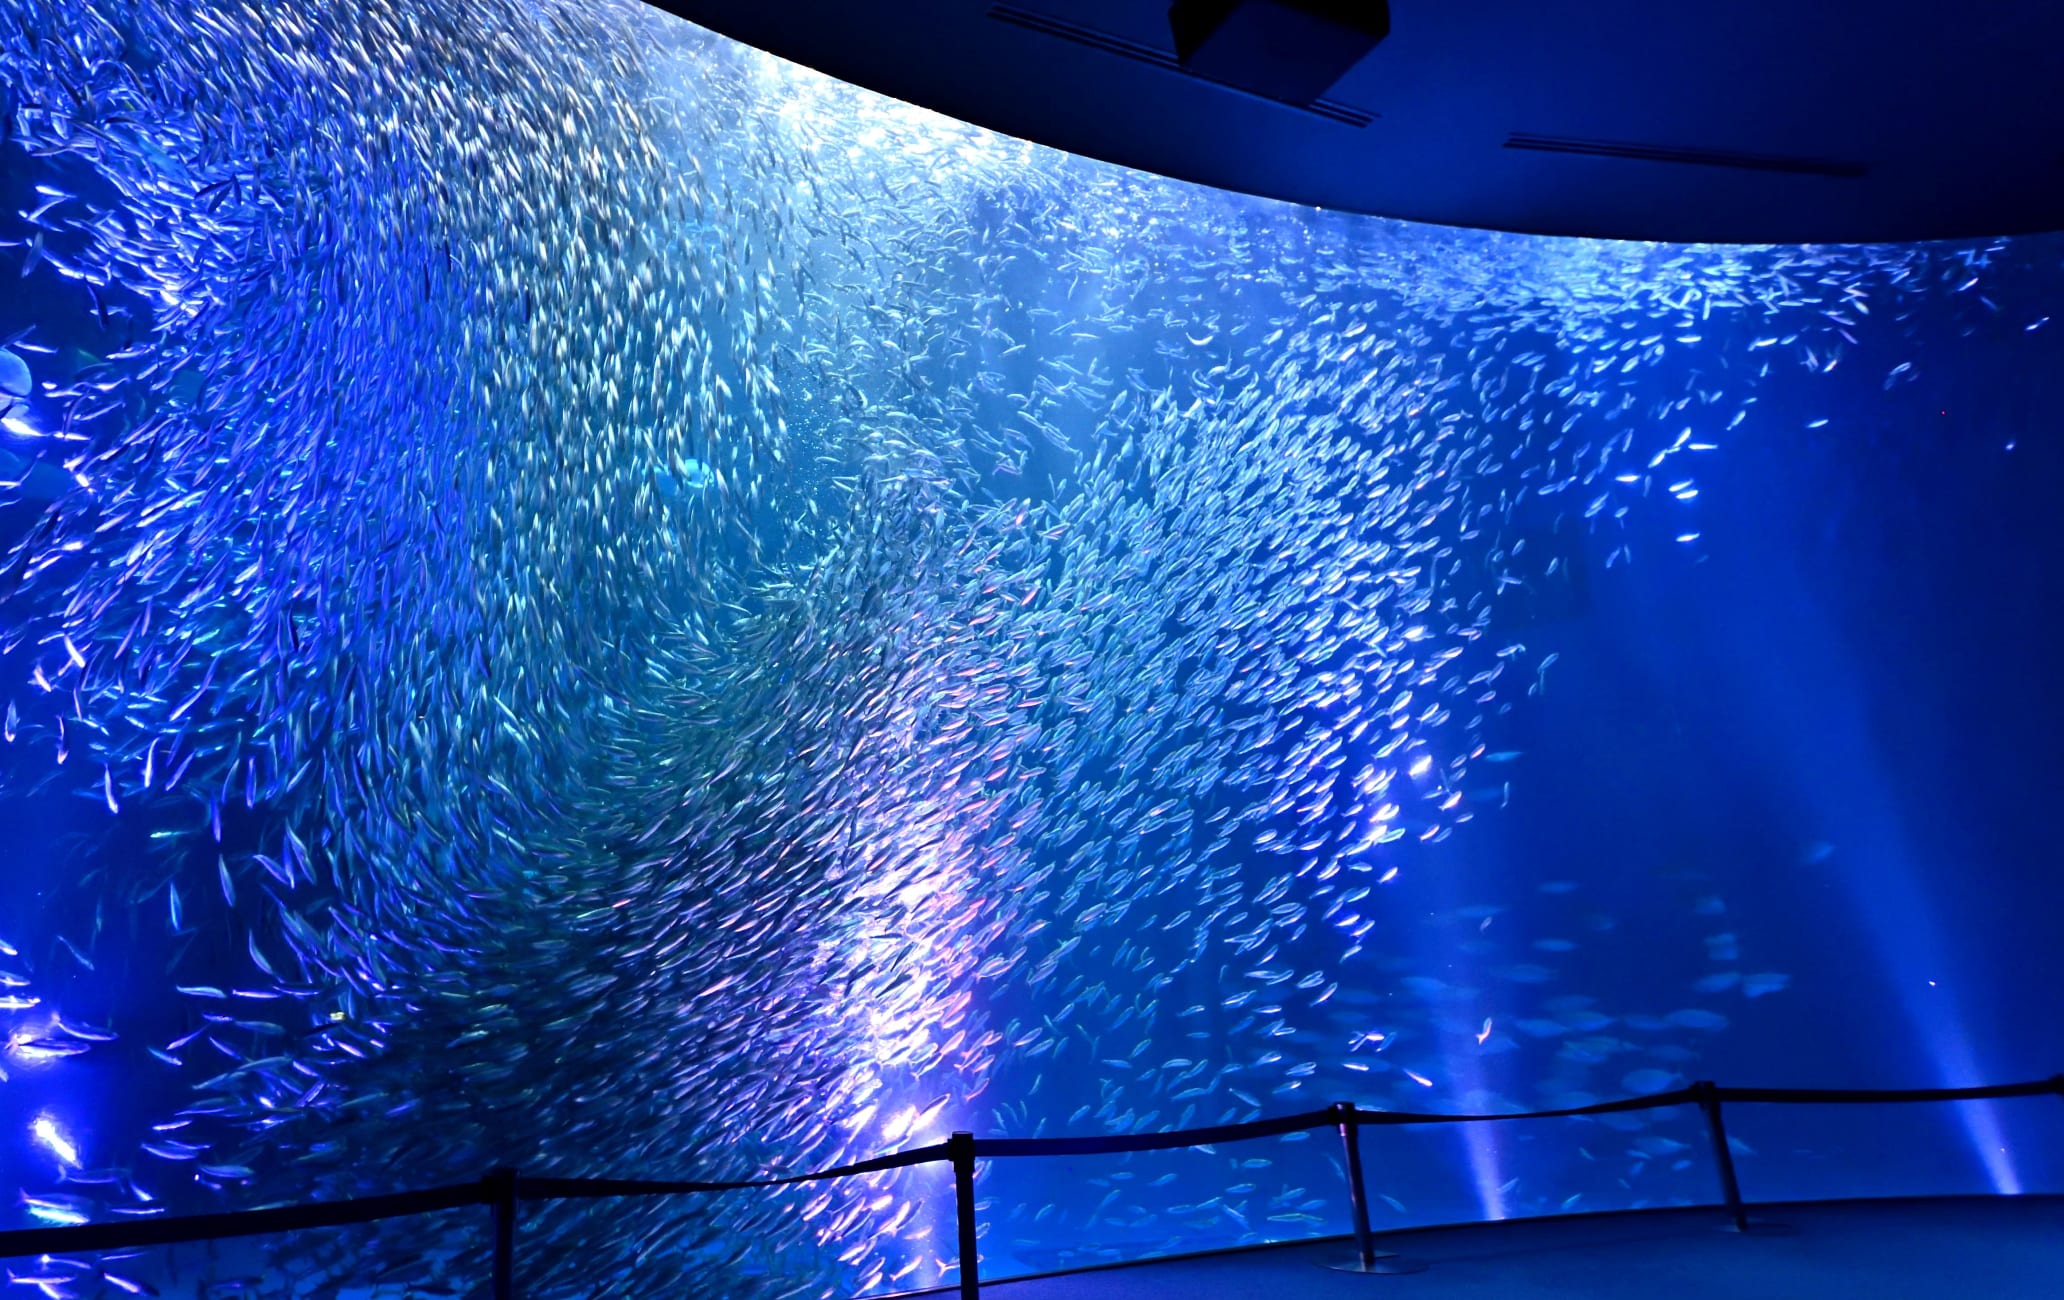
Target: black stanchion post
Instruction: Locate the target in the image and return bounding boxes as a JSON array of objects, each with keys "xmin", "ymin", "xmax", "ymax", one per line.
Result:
[
  {"xmin": 489, "ymin": 1167, "xmax": 518, "ymax": 1300},
  {"xmin": 1322, "ymin": 1104, "xmax": 1427, "ymax": 1276},
  {"xmin": 1335, "ymin": 1102, "xmax": 1377, "ymax": 1270},
  {"xmin": 1693, "ymin": 1083, "xmax": 1750, "ymax": 1233},
  {"xmin": 949, "ymin": 1132, "xmax": 981, "ymax": 1300}
]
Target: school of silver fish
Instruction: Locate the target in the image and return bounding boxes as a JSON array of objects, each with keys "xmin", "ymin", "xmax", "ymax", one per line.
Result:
[{"xmin": 0, "ymin": 0, "xmax": 2031, "ymax": 1295}]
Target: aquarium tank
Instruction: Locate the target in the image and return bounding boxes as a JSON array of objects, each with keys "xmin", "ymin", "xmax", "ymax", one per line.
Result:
[{"xmin": 0, "ymin": 1, "xmax": 2060, "ymax": 1296}]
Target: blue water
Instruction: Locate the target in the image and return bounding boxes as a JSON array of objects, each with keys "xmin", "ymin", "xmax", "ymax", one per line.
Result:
[{"xmin": 1, "ymin": 2, "xmax": 2061, "ymax": 1296}]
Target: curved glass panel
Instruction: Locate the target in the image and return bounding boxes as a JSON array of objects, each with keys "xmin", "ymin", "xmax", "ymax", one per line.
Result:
[{"xmin": 0, "ymin": 2, "xmax": 2058, "ymax": 1295}]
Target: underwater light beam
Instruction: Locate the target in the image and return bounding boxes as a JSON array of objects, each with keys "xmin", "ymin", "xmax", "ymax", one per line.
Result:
[
  {"xmin": 1813, "ymin": 814, "xmax": 2021, "ymax": 1193},
  {"xmin": 1465, "ymin": 1127, "xmax": 1507, "ymax": 1221}
]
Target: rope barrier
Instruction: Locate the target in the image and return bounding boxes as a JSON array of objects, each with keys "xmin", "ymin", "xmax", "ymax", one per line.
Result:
[
  {"xmin": 0, "ymin": 1179, "xmax": 491, "ymax": 1261},
  {"xmin": 1711, "ymin": 1077, "xmax": 2064, "ymax": 1106},
  {"xmin": 514, "ymin": 1141, "xmax": 953, "ymax": 1201},
  {"xmin": 1343, "ymin": 1086, "xmax": 1701, "ymax": 1126},
  {"xmin": 0, "ymin": 1074, "xmax": 2052, "ymax": 1273},
  {"xmin": 971, "ymin": 1107, "xmax": 1338, "ymax": 1157}
]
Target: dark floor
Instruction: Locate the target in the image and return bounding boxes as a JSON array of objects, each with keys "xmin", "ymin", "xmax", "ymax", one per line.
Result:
[{"xmin": 964, "ymin": 1196, "xmax": 2064, "ymax": 1299}]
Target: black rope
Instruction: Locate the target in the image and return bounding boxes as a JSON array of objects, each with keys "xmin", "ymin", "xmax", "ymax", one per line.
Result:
[
  {"xmin": 1347, "ymin": 1086, "xmax": 1701, "ymax": 1125},
  {"xmin": 516, "ymin": 1141, "xmax": 953, "ymax": 1200},
  {"xmin": 973, "ymin": 1108, "xmax": 1337, "ymax": 1157},
  {"xmin": 0, "ymin": 1179, "xmax": 490, "ymax": 1260},
  {"xmin": 1713, "ymin": 1078, "xmax": 2064, "ymax": 1106}
]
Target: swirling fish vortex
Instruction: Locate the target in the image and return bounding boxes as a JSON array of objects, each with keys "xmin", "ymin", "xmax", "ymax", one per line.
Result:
[{"xmin": 0, "ymin": 0, "xmax": 1997, "ymax": 1294}]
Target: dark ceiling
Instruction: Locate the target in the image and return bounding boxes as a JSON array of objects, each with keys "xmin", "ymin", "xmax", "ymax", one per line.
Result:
[{"xmin": 643, "ymin": 0, "xmax": 2064, "ymax": 245}]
